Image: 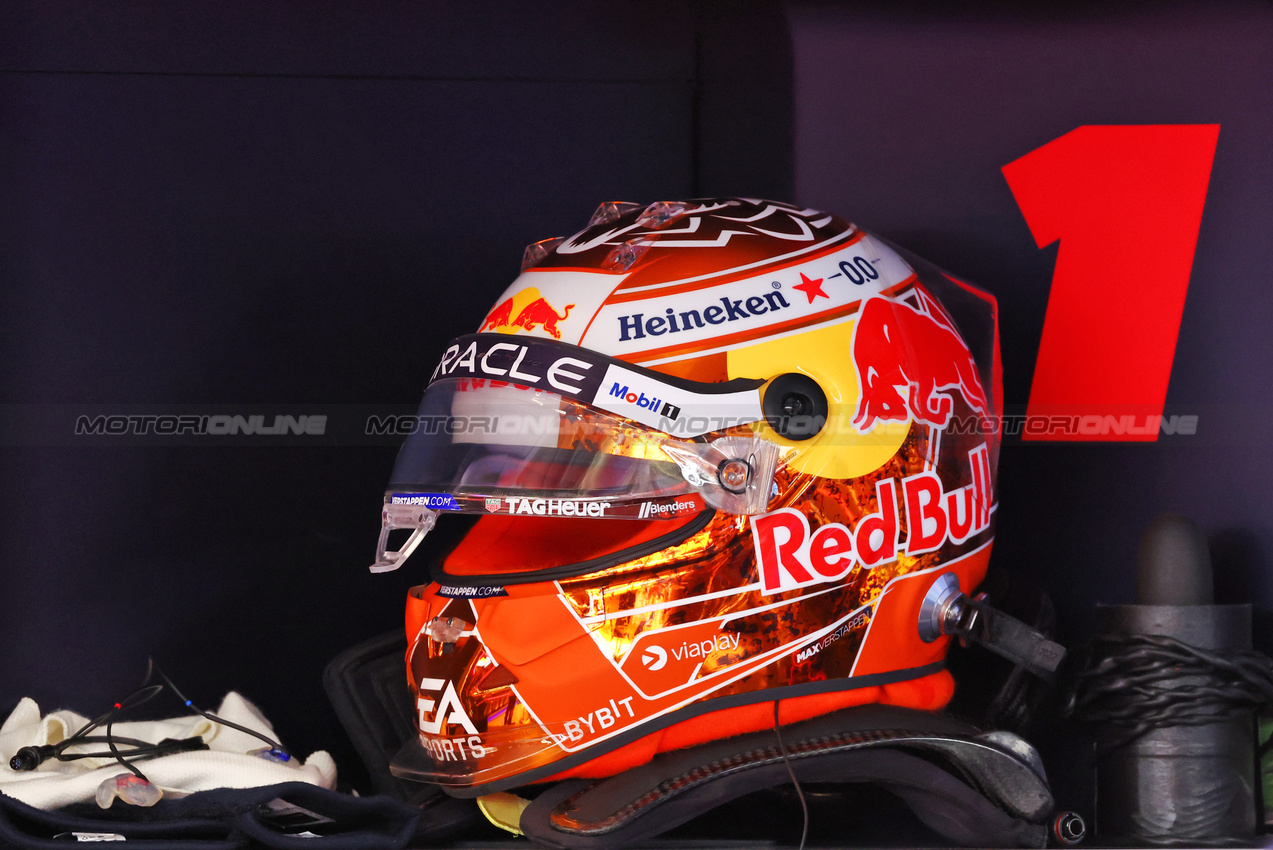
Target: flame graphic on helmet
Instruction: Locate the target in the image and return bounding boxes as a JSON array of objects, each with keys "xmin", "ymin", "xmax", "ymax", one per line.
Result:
[{"xmin": 480, "ymin": 286, "xmax": 575, "ymax": 340}]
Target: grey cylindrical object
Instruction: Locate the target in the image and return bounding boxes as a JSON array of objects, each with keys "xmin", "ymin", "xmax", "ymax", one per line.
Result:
[
  {"xmin": 1098, "ymin": 604, "xmax": 1249, "ymax": 649},
  {"xmin": 1136, "ymin": 514, "xmax": 1214, "ymax": 606},
  {"xmin": 1094, "ymin": 603, "xmax": 1256, "ymax": 844}
]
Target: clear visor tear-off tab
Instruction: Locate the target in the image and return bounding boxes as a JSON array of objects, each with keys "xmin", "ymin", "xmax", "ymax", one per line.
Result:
[{"xmin": 370, "ymin": 504, "xmax": 438, "ymax": 573}]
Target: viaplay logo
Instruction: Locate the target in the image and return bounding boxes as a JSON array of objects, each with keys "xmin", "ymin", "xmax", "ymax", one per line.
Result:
[
  {"xmin": 640, "ymin": 645, "xmax": 668, "ymax": 671},
  {"xmin": 608, "ymin": 382, "xmax": 682, "ymax": 420}
]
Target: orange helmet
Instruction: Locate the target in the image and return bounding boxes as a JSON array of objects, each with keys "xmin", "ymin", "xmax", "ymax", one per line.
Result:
[{"xmin": 372, "ymin": 199, "xmax": 1002, "ymax": 797}]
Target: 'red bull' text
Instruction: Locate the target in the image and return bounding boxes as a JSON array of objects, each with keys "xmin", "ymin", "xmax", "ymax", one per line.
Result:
[{"xmin": 750, "ymin": 444, "xmax": 993, "ymax": 595}]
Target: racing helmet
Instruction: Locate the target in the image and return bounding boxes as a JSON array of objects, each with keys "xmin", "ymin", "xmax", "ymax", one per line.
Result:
[{"xmin": 372, "ymin": 199, "xmax": 1002, "ymax": 797}]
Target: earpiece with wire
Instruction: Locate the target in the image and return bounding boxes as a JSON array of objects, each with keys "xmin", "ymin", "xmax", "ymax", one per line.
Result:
[
  {"xmin": 8, "ymin": 660, "xmax": 295, "ymax": 808},
  {"xmin": 9, "ymin": 685, "xmax": 169, "ymax": 773}
]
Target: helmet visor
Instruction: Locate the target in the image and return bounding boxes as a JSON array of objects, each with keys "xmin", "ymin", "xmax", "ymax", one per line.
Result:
[{"xmin": 371, "ymin": 335, "xmax": 777, "ymax": 572}]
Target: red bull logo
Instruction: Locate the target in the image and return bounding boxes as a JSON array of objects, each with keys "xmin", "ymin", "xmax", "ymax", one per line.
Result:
[
  {"xmin": 480, "ymin": 286, "xmax": 574, "ymax": 340},
  {"xmin": 850, "ymin": 291, "xmax": 989, "ymax": 433},
  {"xmin": 751, "ymin": 443, "xmax": 993, "ymax": 595}
]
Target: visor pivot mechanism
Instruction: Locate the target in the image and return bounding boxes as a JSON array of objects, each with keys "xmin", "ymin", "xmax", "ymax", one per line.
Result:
[
  {"xmin": 919, "ymin": 573, "xmax": 1067, "ymax": 682},
  {"xmin": 716, "ymin": 457, "xmax": 753, "ymax": 494}
]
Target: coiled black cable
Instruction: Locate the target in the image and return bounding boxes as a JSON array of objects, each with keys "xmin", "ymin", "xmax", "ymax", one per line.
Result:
[
  {"xmin": 8, "ymin": 660, "xmax": 288, "ymax": 780},
  {"xmin": 1064, "ymin": 632, "xmax": 1273, "ymax": 755}
]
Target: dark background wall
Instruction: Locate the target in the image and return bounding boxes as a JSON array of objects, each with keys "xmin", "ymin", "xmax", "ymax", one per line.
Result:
[
  {"xmin": 3, "ymin": 0, "xmax": 1271, "ymax": 821},
  {"xmin": 0, "ymin": 0, "xmax": 794, "ymax": 791}
]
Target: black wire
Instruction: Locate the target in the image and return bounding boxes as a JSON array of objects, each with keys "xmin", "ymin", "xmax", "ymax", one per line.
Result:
[
  {"xmin": 1065, "ymin": 632, "xmax": 1273, "ymax": 755},
  {"xmin": 104, "ymin": 717, "xmax": 147, "ymax": 780},
  {"xmin": 773, "ymin": 699, "xmax": 809, "ymax": 850},
  {"xmin": 54, "ymin": 736, "xmax": 207, "ymax": 763},
  {"xmin": 38, "ymin": 661, "xmax": 286, "ymax": 782},
  {"xmin": 54, "ymin": 735, "xmax": 158, "ymax": 761},
  {"xmin": 63, "ymin": 685, "xmax": 164, "ymax": 746},
  {"xmin": 53, "ymin": 685, "xmax": 165, "ymax": 777},
  {"xmin": 144, "ymin": 659, "xmax": 285, "ymax": 754}
]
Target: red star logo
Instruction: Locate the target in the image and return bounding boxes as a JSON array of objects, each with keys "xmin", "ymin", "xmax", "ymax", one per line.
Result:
[{"xmin": 792, "ymin": 272, "xmax": 827, "ymax": 303}]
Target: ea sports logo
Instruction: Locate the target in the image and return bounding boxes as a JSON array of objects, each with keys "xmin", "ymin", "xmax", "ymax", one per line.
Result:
[
  {"xmin": 417, "ymin": 677, "xmax": 478, "ymax": 736},
  {"xmin": 641, "ymin": 645, "xmax": 667, "ymax": 671}
]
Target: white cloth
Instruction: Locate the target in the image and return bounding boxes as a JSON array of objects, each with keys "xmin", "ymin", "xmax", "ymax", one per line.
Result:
[{"xmin": 0, "ymin": 693, "xmax": 336, "ymax": 810}]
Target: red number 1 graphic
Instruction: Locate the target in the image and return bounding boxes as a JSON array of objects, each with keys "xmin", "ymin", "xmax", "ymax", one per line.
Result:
[{"xmin": 1002, "ymin": 125, "xmax": 1219, "ymax": 441}]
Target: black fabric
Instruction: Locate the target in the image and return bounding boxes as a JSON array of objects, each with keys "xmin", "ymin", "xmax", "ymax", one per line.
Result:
[
  {"xmin": 235, "ymin": 783, "xmax": 418, "ymax": 849},
  {"xmin": 0, "ymin": 782, "xmax": 420, "ymax": 850},
  {"xmin": 517, "ymin": 705, "xmax": 1051, "ymax": 849}
]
